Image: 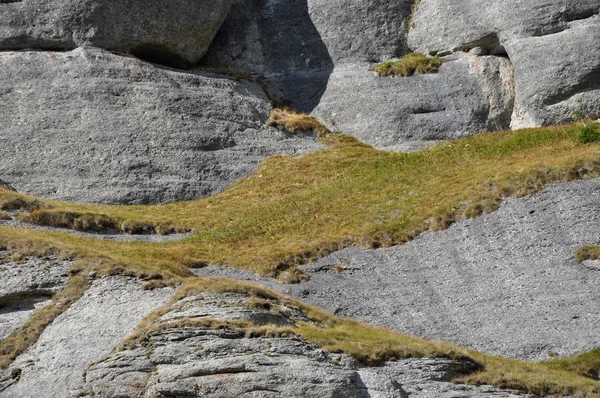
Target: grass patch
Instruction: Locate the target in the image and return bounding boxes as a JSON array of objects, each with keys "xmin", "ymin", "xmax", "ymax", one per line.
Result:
[
  {"xmin": 370, "ymin": 52, "xmax": 442, "ymax": 77},
  {"xmin": 0, "ymin": 211, "xmax": 10, "ymax": 221},
  {"xmin": 1, "ymin": 125, "xmax": 600, "ymax": 281},
  {"xmin": 123, "ymin": 277, "xmax": 600, "ymax": 397},
  {"xmin": 267, "ymin": 108, "xmax": 333, "ymax": 138},
  {"xmin": 578, "ymin": 123, "xmax": 600, "ymax": 144}
]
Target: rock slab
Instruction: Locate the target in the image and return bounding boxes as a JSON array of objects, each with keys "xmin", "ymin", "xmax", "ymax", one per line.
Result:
[
  {"xmin": 0, "ymin": 47, "xmax": 321, "ymax": 204},
  {"xmin": 0, "ymin": 0, "xmax": 232, "ymax": 66}
]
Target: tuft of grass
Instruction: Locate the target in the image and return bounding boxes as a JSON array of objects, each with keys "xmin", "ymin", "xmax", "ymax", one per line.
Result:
[
  {"xmin": 370, "ymin": 52, "xmax": 442, "ymax": 77},
  {"xmin": 408, "ymin": 0, "xmax": 422, "ymax": 30},
  {"xmin": 17, "ymin": 209, "xmax": 183, "ymax": 236},
  {"xmin": 123, "ymin": 277, "xmax": 600, "ymax": 397},
  {"xmin": 574, "ymin": 245, "xmax": 600, "ymax": 264},
  {"xmin": 577, "ymin": 123, "xmax": 600, "ymax": 144},
  {"xmin": 0, "ymin": 211, "xmax": 11, "ymax": 221},
  {"xmin": 266, "ymin": 108, "xmax": 333, "ymax": 138},
  {"xmin": 0, "ymin": 193, "xmax": 43, "ymax": 212}
]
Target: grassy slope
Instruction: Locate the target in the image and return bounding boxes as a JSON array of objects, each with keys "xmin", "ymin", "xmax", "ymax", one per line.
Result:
[{"xmin": 2, "ymin": 123, "xmax": 600, "ymax": 394}]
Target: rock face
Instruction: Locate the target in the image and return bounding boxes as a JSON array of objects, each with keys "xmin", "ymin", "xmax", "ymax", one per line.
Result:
[
  {"xmin": 408, "ymin": 0, "xmax": 600, "ymax": 128},
  {"xmin": 0, "ymin": 276, "xmax": 173, "ymax": 397},
  {"xmin": 0, "ymin": 47, "xmax": 321, "ymax": 204},
  {"xmin": 0, "ymin": 0, "xmax": 231, "ymax": 66},
  {"xmin": 0, "ymin": 252, "xmax": 72, "ymax": 341},
  {"xmin": 195, "ymin": 177, "xmax": 600, "ymax": 362},
  {"xmin": 202, "ymin": 0, "xmax": 411, "ymax": 112},
  {"xmin": 312, "ymin": 54, "xmax": 514, "ymax": 150},
  {"xmin": 81, "ymin": 291, "xmax": 527, "ymax": 398}
]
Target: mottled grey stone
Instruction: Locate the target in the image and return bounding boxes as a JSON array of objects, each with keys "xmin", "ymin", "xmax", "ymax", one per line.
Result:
[
  {"xmin": 0, "ymin": 276, "xmax": 173, "ymax": 398},
  {"xmin": 312, "ymin": 54, "xmax": 514, "ymax": 149},
  {"xmin": 82, "ymin": 291, "xmax": 529, "ymax": 398},
  {"xmin": 202, "ymin": 0, "xmax": 412, "ymax": 112},
  {"xmin": 408, "ymin": 0, "xmax": 600, "ymax": 128},
  {"xmin": 0, "ymin": 0, "xmax": 231, "ymax": 66},
  {"xmin": 0, "ymin": 252, "xmax": 72, "ymax": 341},
  {"xmin": 0, "ymin": 47, "xmax": 321, "ymax": 204}
]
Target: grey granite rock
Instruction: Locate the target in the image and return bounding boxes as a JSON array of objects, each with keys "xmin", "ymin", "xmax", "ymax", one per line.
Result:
[
  {"xmin": 82, "ymin": 291, "xmax": 528, "ymax": 397},
  {"xmin": 408, "ymin": 0, "xmax": 600, "ymax": 128},
  {"xmin": 202, "ymin": 0, "xmax": 412, "ymax": 112},
  {"xmin": 0, "ymin": 0, "xmax": 231, "ymax": 67},
  {"xmin": 195, "ymin": 177, "xmax": 600, "ymax": 362},
  {"xmin": 0, "ymin": 251, "xmax": 72, "ymax": 341},
  {"xmin": 0, "ymin": 276, "xmax": 173, "ymax": 398},
  {"xmin": 312, "ymin": 54, "xmax": 514, "ymax": 149},
  {"xmin": 0, "ymin": 47, "xmax": 321, "ymax": 204}
]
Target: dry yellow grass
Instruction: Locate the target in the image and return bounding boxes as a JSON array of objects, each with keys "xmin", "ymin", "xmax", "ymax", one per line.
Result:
[
  {"xmin": 370, "ymin": 52, "xmax": 442, "ymax": 77},
  {"xmin": 267, "ymin": 108, "xmax": 333, "ymax": 137}
]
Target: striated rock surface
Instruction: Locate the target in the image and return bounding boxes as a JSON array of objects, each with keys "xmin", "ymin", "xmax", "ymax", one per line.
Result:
[
  {"xmin": 195, "ymin": 177, "xmax": 600, "ymax": 362},
  {"xmin": 409, "ymin": 0, "xmax": 600, "ymax": 128},
  {"xmin": 0, "ymin": 276, "xmax": 173, "ymax": 397},
  {"xmin": 0, "ymin": 0, "xmax": 231, "ymax": 66},
  {"xmin": 82, "ymin": 291, "xmax": 527, "ymax": 397},
  {"xmin": 0, "ymin": 47, "xmax": 321, "ymax": 204},
  {"xmin": 0, "ymin": 252, "xmax": 72, "ymax": 341}
]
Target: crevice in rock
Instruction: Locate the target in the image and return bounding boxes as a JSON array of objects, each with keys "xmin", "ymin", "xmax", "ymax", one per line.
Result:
[
  {"xmin": 129, "ymin": 44, "xmax": 190, "ymax": 69},
  {"xmin": 0, "ymin": 291, "xmax": 54, "ymax": 313},
  {"xmin": 457, "ymin": 32, "xmax": 507, "ymax": 57},
  {"xmin": 544, "ymin": 65, "xmax": 600, "ymax": 107}
]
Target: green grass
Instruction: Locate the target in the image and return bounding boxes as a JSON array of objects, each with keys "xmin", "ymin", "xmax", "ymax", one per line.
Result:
[
  {"xmin": 370, "ymin": 52, "xmax": 442, "ymax": 77},
  {"xmin": 578, "ymin": 123, "xmax": 600, "ymax": 144}
]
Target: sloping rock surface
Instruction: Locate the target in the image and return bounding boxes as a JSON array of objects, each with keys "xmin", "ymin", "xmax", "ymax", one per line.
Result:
[
  {"xmin": 0, "ymin": 0, "xmax": 231, "ymax": 66},
  {"xmin": 195, "ymin": 177, "xmax": 600, "ymax": 362},
  {"xmin": 0, "ymin": 276, "xmax": 173, "ymax": 397},
  {"xmin": 409, "ymin": 0, "xmax": 600, "ymax": 128},
  {"xmin": 0, "ymin": 47, "xmax": 321, "ymax": 204},
  {"xmin": 82, "ymin": 291, "xmax": 527, "ymax": 397},
  {"xmin": 0, "ymin": 252, "xmax": 72, "ymax": 341}
]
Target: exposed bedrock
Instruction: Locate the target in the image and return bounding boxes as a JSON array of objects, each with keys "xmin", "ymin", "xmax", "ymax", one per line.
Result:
[
  {"xmin": 0, "ymin": 47, "xmax": 321, "ymax": 204},
  {"xmin": 312, "ymin": 53, "xmax": 514, "ymax": 150},
  {"xmin": 0, "ymin": 252, "xmax": 73, "ymax": 342},
  {"xmin": 0, "ymin": 276, "xmax": 173, "ymax": 397},
  {"xmin": 0, "ymin": 0, "xmax": 231, "ymax": 67},
  {"xmin": 81, "ymin": 291, "xmax": 528, "ymax": 398},
  {"xmin": 202, "ymin": 0, "xmax": 412, "ymax": 112},
  {"xmin": 409, "ymin": 0, "xmax": 600, "ymax": 128},
  {"xmin": 195, "ymin": 177, "xmax": 600, "ymax": 362}
]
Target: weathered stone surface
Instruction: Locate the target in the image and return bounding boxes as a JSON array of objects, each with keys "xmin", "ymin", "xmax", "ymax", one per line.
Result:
[
  {"xmin": 202, "ymin": 0, "xmax": 412, "ymax": 112},
  {"xmin": 0, "ymin": 47, "xmax": 321, "ymax": 204},
  {"xmin": 0, "ymin": 252, "xmax": 72, "ymax": 341},
  {"xmin": 195, "ymin": 177, "xmax": 600, "ymax": 361},
  {"xmin": 0, "ymin": 0, "xmax": 231, "ymax": 66},
  {"xmin": 0, "ymin": 276, "xmax": 173, "ymax": 398},
  {"xmin": 0, "ymin": 180, "xmax": 14, "ymax": 192},
  {"xmin": 312, "ymin": 54, "xmax": 514, "ymax": 150},
  {"xmin": 82, "ymin": 291, "xmax": 528, "ymax": 398},
  {"xmin": 408, "ymin": 1, "xmax": 600, "ymax": 128}
]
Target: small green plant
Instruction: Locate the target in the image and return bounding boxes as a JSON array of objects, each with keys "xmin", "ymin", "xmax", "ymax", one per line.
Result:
[
  {"xmin": 577, "ymin": 123, "xmax": 600, "ymax": 144},
  {"xmin": 370, "ymin": 53, "xmax": 442, "ymax": 77}
]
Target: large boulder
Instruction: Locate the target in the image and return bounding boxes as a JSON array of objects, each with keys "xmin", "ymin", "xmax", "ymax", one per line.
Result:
[
  {"xmin": 0, "ymin": 0, "xmax": 232, "ymax": 67},
  {"xmin": 408, "ymin": 0, "xmax": 600, "ymax": 128},
  {"xmin": 0, "ymin": 47, "xmax": 321, "ymax": 204},
  {"xmin": 202, "ymin": 0, "xmax": 411, "ymax": 112},
  {"xmin": 312, "ymin": 54, "xmax": 514, "ymax": 150}
]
